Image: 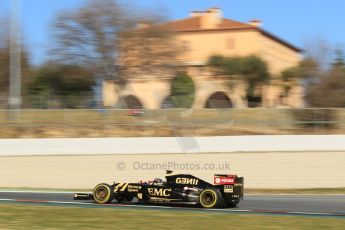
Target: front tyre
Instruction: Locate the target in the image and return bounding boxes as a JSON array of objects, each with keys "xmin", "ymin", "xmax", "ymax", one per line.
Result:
[
  {"xmin": 93, "ymin": 183, "xmax": 114, "ymax": 204},
  {"xmin": 199, "ymin": 188, "xmax": 222, "ymax": 208}
]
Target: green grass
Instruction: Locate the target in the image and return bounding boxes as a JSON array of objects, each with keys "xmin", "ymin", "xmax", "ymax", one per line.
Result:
[
  {"xmin": 1, "ymin": 108, "xmax": 345, "ymax": 137},
  {"xmin": 0, "ymin": 109, "xmax": 292, "ymax": 125},
  {"xmin": 0, "ymin": 204, "xmax": 344, "ymax": 229}
]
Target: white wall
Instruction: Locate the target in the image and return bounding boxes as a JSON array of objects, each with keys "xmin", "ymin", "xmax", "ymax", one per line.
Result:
[
  {"xmin": 1, "ymin": 135, "xmax": 345, "ymax": 156},
  {"xmin": 0, "ymin": 152, "xmax": 344, "ymax": 189},
  {"xmin": 1, "ymin": 136, "xmax": 344, "ymax": 189}
]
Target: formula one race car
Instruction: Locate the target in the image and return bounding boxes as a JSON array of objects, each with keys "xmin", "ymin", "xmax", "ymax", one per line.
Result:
[{"xmin": 74, "ymin": 171, "xmax": 244, "ymax": 208}]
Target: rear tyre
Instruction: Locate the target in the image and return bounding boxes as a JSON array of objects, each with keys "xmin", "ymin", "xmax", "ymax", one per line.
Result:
[
  {"xmin": 93, "ymin": 183, "xmax": 114, "ymax": 204},
  {"xmin": 199, "ymin": 188, "xmax": 222, "ymax": 208}
]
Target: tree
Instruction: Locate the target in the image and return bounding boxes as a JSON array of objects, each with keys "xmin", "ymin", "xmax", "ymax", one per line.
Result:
[
  {"xmin": 292, "ymin": 46, "xmax": 345, "ymax": 108},
  {"xmin": 298, "ymin": 58, "xmax": 320, "ymax": 79},
  {"xmin": 208, "ymin": 55, "xmax": 269, "ymax": 105},
  {"xmin": 332, "ymin": 46, "xmax": 345, "ymax": 68},
  {"xmin": 241, "ymin": 55, "xmax": 269, "ymax": 97},
  {"xmin": 51, "ymin": 0, "xmax": 178, "ymax": 85},
  {"xmin": 305, "ymin": 67, "xmax": 345, "ymax": 108},
  {"xmin": 118, "ymin": 22, "xmax": 183, "ymax": 79},
  {"xmin": 51, "ymin": 0, "xmax": 134, "ymax": 83},
  {"xmin": 281, "ymin": 58, "xmax": 319, "ymax": 95},
  {"xmin": 28, "ymin": 63, "xmax": 93, "ymax": 108},
  {"xmin": 208, "ymin": 55, "xmax": 243, "ymax": 76},
  {"xmin": 170, "ymin": 72, "xmax": 195, "ymax": 108},
  {"xmin": 302, "ymin": 38, "xmax": 333, "ymax": 70}
]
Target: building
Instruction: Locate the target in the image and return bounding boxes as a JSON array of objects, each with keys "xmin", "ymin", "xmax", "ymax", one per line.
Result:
[{"xmin": 103, "ymin": 7, "xmax": 304, "ymax": 109}]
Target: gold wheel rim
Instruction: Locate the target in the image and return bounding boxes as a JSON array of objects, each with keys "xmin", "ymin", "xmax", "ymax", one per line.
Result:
[
  {"xmin": 200, "ymin": 190, "xmax": 217, "ymax": 207},
  {"xmin": 94, "ymin": 185, "xmax": 110, "ymax": 203}
]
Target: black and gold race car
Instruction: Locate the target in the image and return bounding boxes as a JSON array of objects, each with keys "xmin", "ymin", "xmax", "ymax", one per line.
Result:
[{"xmin": 74, "ymin": 171, "xmax": 244, "ymax": 208}]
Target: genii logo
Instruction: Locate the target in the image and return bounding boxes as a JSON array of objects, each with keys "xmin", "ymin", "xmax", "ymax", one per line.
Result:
[
  {"xmin": 176, "ymin": 178, "xmax": 199, "ymax": 185},
  {"xmin": 148, "ymin": 188, "xmax": 172, "ymax": 197},
  {"xmin": 214, "ymin": 177, "xmax": 235, "ymax": 185}
]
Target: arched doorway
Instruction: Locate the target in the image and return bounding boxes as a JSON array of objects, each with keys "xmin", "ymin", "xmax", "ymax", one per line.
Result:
[
  {"xmin": 123, "ymin": 95, "xmax": 144, "ymax": 109},
  {"xmin": 161, "ymin": 96, "xmax": 174, "ymax": 109},
  {"xmin": 205, "ymin": 92, "xmax": 233, "ymax": 108}
]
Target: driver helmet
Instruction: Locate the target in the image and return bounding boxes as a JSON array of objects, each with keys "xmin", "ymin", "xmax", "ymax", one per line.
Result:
[{"xmin": 153, "ymin": 178, "xmax": 163, "ymax": 183}]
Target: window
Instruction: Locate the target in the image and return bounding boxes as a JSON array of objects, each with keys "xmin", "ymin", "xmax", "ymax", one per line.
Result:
[{"xmin": 227, "ymin": 38, "xmax": 235, "ymax": 49}]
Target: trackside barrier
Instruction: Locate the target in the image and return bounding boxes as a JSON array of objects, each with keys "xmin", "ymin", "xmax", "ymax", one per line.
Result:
[{"xmin": 0, "ymin": 135, "xmax": 345, "ymax": 156}]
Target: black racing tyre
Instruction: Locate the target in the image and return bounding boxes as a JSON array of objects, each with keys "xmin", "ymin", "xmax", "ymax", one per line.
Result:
[
  {"xmin": 199, "ymin": 188, "xmax": 222, "ymax": 208},
  {"xmin": 93, "ymin": 183, "xmax": 114, "ymax": 204}
]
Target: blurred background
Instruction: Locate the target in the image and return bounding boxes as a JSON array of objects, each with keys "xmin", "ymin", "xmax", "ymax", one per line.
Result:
[
  {"xmin": 1, "ymin": 0, "xmax": 345, "ymax": 138},
  {"xmin": 1, "ymin": 3, "xmax": 345, "ymax": 228}
]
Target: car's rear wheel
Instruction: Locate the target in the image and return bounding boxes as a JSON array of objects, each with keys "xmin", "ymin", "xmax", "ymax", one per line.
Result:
[
  {"xmin": 199, "ymin": 188, "xmax": 222, "ymax": 208},
  {"xmin": 93, "ymin": 183, "xmax": 114, "ymax": 204}
]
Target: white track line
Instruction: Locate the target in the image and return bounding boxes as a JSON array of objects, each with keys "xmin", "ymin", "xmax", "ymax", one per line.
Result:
[
  {"xmin": 46, "ymin": 201, "xmax": 95, "ymax": 205},
  {"xmin": 0, "ymin": 199, "xmax": 16, "ymax": 202},
  {"xmin": 287, "ymin": 211, "xmax": 334, "ymax": 216}
]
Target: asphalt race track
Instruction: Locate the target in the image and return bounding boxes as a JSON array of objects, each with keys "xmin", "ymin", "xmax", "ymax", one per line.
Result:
[{"xmin": 0, "ymin": 191, "xmax": 345, "ymax": 217}]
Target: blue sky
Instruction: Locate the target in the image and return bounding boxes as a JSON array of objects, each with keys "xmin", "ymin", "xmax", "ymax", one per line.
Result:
[{"xmin": 1, "ymin": 0, "xmax": 345, "ymax": 65}]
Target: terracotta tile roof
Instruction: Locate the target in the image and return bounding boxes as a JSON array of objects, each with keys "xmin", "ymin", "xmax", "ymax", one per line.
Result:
[
  {"xmin": 217, "ymin": 18, "xmax": 255, "ymax": 30},
  {"xmin": 159, "ymin": 17, "xmax": 301, "ymax": 52},
  {"xmin": 162, "ymin": 17, "xmax": 253, "ymax": 32},
  {"xmin": 163, "ymin": 17, "xmax": 202, "ymax": 31}
]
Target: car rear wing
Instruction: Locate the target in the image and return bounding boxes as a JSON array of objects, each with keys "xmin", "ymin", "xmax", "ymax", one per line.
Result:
[
  {"xmin": 214, "ymin": 174, "xmax": 238, "ymax": 185},
  {"xmin": 235, "ymin": 177, "xmax": 244, "ymax": 199},
  {"xmin": 214, "ymin": 174, "xmax": 244, "ymax": 198}
]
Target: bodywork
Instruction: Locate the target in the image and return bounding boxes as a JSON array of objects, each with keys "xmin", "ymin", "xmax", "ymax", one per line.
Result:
[{"xmin": 75, "ymin": 172, "xmax": 244, "ymax": 208}]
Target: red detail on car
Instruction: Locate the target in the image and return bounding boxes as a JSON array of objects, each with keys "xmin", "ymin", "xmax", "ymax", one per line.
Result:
[{"xmin": 214, "ymin": 176, "xmax": 235, "ymax": 185}]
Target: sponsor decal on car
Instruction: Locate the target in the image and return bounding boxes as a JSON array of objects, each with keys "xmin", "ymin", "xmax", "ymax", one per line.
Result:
[
  {"xmin": 214, "ymin": 177, "xmax": 235, "ymax": 185},
  {"xmin": 175, "ymin": 177, "xmax": 199, "ymax": 185},
  {"xmin": 224, "ymin": 185, "xmax": 234, "ymax": 193},
  {"xmin": 127, "ymin": 185, "xmax": 140, "ymax": 192},
  {"xmin": 148, "ymin": 188, "xmax": 172, "ymax": 197},
  {"xmin": 114, "ymin": 183, "xmax": 127, "ymax": 192},
  {"xmin": 137, "ymin": 193, "xmax": 143, "ymax": 199}
]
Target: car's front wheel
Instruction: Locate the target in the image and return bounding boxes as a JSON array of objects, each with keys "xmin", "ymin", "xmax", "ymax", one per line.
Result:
[
  {"xmin": 199, "ymin": 188, "xmax": 222, "ymax": 208},
  {"xmin": 93, "ymin": 183, "xmax": 114, "ymax": 204}
]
